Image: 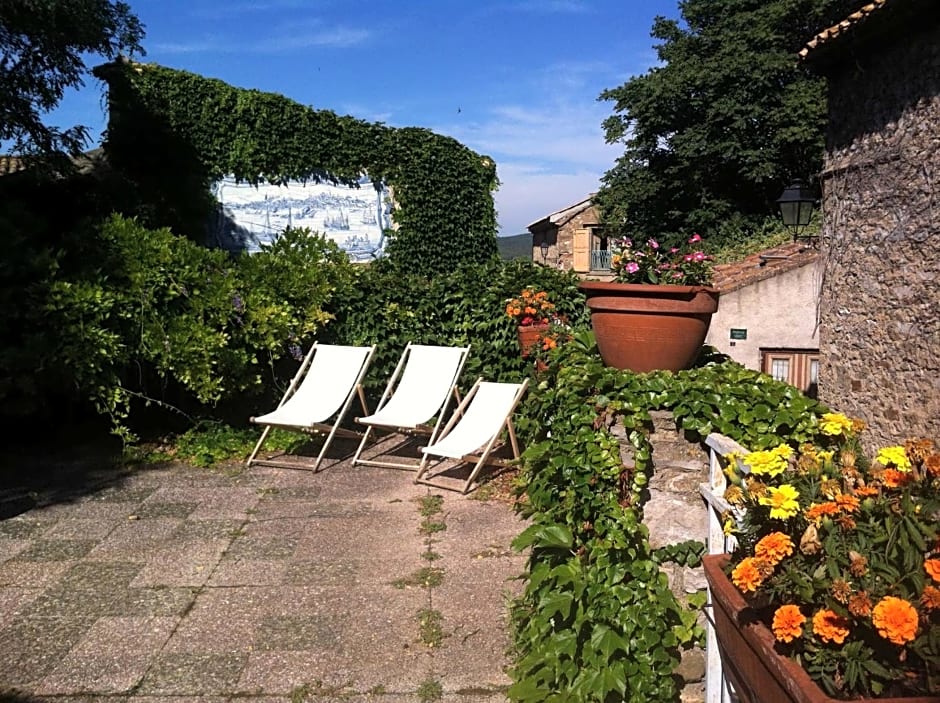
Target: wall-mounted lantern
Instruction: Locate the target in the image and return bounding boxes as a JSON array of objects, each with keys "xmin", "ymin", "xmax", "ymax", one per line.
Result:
[{"xmin": 776, "ymin": 180, "xmax": 816, "ymax": 240}]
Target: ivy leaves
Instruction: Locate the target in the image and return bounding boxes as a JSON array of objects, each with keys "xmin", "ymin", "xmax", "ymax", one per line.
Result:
[{"xmin": 510, "ymin": 338, "xmax": 829, "ymax": 702}]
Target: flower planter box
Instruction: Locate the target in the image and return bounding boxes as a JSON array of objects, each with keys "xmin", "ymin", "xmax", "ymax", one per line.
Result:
[
  {"xmin": 578, "ymin": 281, "xmax": 719, "ymax": 372},
  {"xmin": 703, "ymin": 554, "xmax": 935, "ymax": 703}
]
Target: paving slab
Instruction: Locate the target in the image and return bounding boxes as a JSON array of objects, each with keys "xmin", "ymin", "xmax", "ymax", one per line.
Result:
[{"xmin": 0, "ymin": 440, "xmax": 526, "ymax": 702}]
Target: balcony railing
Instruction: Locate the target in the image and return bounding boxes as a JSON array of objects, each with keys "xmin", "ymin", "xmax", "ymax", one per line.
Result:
[{"xmin": 590, "ymin": 249, "xmax": 612, "ymax": 271}]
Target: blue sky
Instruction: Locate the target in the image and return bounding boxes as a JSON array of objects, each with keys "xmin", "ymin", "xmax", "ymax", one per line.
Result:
[{"xmin": 51, "ymin": 0, "xmax": 681, "ymax": 235}]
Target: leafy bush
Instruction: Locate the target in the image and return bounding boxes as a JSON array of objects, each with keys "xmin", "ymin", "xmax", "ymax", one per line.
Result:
[
  {"xmin": 509, "ymin": 333, "xmax": 830, "ymax": 702},
  {"xmin": 324, "ymin": 258, "xmax": 590, "ymax": 401},
  {"xmin": 0, "ymin": 213, "xmax": 354, "ymax": 440}
]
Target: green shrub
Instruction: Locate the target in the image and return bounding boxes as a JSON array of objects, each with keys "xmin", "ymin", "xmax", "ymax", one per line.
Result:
[{"xmin": 509, "ymin": 334, "xmax": 830, "ymax": 702}]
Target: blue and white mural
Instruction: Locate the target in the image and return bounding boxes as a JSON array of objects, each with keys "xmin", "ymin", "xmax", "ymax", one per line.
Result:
[{"xmin": 208, "ymin": 175, "xmax": 391, "ymax": 262}]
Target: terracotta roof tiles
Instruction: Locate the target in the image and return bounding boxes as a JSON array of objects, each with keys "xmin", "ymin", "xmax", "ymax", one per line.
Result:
[
  {"xmin": 799, "ymin": 0, "xmax": 892, "ymax": 60},
  {"xmin": 712, "ymin": 240, "xmax": 818, "ymax": 293}
]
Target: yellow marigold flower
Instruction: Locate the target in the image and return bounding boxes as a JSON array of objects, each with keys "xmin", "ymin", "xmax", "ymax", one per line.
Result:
[
  {"xmin": 922, "ymin": 586, "xmax": 940, "ymax": 611},
  {"xmin": 819, "ymin": 412, "xmax": 854, "ymax": 436},
  {"xmin": 755, "ymin": 532, "xmax": 794, "ymax": 565},
  {"xmin": 817, "ymin": 449, "xmax": 835, "ymax": 465},
  {"xmin": 872, "ymin": 596, "xmax": 918, "ymax": 645},
  {"xmin": 772, "ymin": 605, "xmax": 806, "ymax": 643},
  {"xmin": 743, "ymin": 448, "xmax": 790, "ymax": 478},
  {"xmin": 731, "ymin": 557, "xmax": 766, "ymax": 593},
  {"xmin": 759, "ymin": 484, "xmax": 800, "ymax": 520},
  {"xmin": 876, "ymin": 446, "xmax": 912, "ymax": 472},
  {"xmin": 925, "ymin": 559, "xmax": 940, "ymax": 583},
  {"xmin": 812, "ymin": 609, "xmax": 851, "ymax": 644}
]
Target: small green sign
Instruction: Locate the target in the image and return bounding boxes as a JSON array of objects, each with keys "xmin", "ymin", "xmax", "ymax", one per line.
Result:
[{"xmin": 730, "ymin": 328, "xmax": 748, "ymax": 340}]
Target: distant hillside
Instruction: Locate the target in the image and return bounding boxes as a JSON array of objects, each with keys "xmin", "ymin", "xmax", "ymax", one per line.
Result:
[{"xmin": 497, "ymin": 233, "xmax": 531, "ymax": 260}]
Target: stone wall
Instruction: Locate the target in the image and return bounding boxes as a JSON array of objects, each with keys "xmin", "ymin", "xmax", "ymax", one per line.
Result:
[
  {"xmin": 817, "ymin": 23, "xmax": 940, "ymax": 448},
  {"xmin": 613, "ymin": 410, "xmax": 711, "ymax": 703}
]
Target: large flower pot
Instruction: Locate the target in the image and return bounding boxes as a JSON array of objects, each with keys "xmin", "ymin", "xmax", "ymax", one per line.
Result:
[
  {"xmin": 578, "ymin": 281, "xmax": 719, "ymax": 372},
  {"xmin": 703, "ymin": 555, "xmax": 935, "ymax": 703}
]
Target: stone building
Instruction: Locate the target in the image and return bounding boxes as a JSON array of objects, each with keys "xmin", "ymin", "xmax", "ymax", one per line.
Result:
[
  {"xmin": 526, "ymin": 195, "xmax": 609, "ymax": 274},
  {"xmin": 707, "ymin": 241, "xmax": 821, "ymax": 395},
  {"xmin": 801, "ymin": 0, "xmax": 939, "ymax": 446}
]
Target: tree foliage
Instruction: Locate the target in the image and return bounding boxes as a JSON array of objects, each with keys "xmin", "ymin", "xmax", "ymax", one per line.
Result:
[
  {"xmin": 596, "ymin": 0, "xmax": 861, "ymax": 245},
  {"xmin": 0, "ymin": 0, "xmax": 144, "ymax": 159}
]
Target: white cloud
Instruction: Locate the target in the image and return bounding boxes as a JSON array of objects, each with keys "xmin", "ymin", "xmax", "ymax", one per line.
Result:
[{"xmin": 494, "ymin": 162, "xmax": 604, "ymax": 235}]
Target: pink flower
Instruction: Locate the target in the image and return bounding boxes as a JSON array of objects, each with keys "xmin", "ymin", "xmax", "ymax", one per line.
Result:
[
  {"xmin": 648, "ymin": 238, "xmax": 659, "ymax": 249},
  {"xmin": 626, "ymin": 262, "xmax": 640, "ymax": 274},
  {"xmin": 684, "ymin": 253, "xmax": 694, "ymax": 262},
  {"xmin": 689, "ymin": 233, "xmax": 702, "ymax": 243},
  {"xmin": 670, "ymin": 247, "xmax": 679, "ymax": 254},
  {"xmin": 693, "ymin": 252, "xmax": 705, "ymax": 262}
]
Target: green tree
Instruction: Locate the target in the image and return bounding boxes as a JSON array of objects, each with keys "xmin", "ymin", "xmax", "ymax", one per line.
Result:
[
  {"xmin": 0, "ymin": 0, "xmax": 144, "ymax": 159},
  {"xmin": 596, "ymin": 0, "xmax": 859, "ymax": 245}
]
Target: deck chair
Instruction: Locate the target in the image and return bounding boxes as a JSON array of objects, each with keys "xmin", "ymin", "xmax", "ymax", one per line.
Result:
[
  {"xmin": 352, "ymin": 343, "xmax": 470, "ymax": 471},
  {"xmin": 247, "ymin": 343, "xmax": 376, "ymax": 471},
  {"xmin": 415, "ymin": 378, "xmax": 529, "ymax": 494}
]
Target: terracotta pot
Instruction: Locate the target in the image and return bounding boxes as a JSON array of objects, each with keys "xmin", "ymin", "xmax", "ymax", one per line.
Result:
[
  {"xmin": 516, "ymin": 323, "xmax": 550, "ymax": 358},
  {"xmin": 703, "ymin": 554, "xmax": 935, "ymax": 703},
  {"xmin": 578, "ymin": 281, "xmax": 719, "ymax": 372}
]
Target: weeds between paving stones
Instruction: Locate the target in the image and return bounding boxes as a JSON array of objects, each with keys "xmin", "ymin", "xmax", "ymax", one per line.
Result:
[
  {"xmin": 417, "ymin": 677, "xmax": 444, "ymax": 703},
  {"xmin": 392, "ymin": 566, "xmax": 444, "ymax": 589}
]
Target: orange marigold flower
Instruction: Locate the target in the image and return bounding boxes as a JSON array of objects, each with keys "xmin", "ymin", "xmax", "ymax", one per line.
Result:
[
  {"xmin": 925, "ymin": 454, "xmax": 940, "ymax": 477},
  {"xmin": 854, "ymin": 485, "xmax": 879, "ymax": 497},
  {"xmin": 772, "ymin": 605, "xmax": 806, "ymax": 643},
  {"xmin": 812, "ymin": 609, "xmax": 851, "ymax": 644},
  {"xmin": 834, "ymin": 493, "xmax": 860, "ymax": 513},
  {"xmin": 805, "ymin": 502, "xmax": 840, "ymax": 521},
  {"xmin": 848, "ymin": 591, "xmax": 872, "ymax": 617},
  {"xmin": 731, "ymin": 557, "xmax": 766, "ymax": 593},
  {"xmin": 922, "ymin": 586, "xmax": 940, "ymax": 611},
  {"xmin": 905, "ymin": 438, "xmax": 935, "ymax": 463},
  {"xmin": 925, "ymin": 559, "xmax": 940, "ymax": 583},
  {"xmin": 872, "ymin": 596, "xmax": 919, "ymax": 645},
  {"xmin": 755, "ymin": 532, "xmax": 794, "ymax": 565},
  {"xmin": 882, "ymin": 468, "xmax": 912, "ymax": 488}
]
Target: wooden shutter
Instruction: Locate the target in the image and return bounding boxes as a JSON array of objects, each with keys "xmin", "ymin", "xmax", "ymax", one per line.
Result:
[{"xmin": 572, "ymin": 228, "xmax": 590, "ymax": 272}]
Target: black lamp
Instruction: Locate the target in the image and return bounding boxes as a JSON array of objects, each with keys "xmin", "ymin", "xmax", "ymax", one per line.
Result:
[
  {"xmin": 539, "ymin": 239, "xmax": 550, "ymax": 264},
  {"xmin": 776, "ymin": 180, "xmax": 816, "ymax": 240}
]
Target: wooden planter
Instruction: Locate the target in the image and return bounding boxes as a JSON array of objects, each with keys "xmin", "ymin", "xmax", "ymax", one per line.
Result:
[
  {"xmin": 577, "ymin": 281, "xmax": 719, "ymax": 372},
  {"xmin": 703, "ymin": 554, "xmax": 935, "ymax": 703}
]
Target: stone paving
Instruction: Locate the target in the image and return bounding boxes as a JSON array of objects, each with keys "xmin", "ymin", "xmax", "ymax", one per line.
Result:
[{"xmin": 0, "ymin": 436, "xmax": 527, "ymax": 703}]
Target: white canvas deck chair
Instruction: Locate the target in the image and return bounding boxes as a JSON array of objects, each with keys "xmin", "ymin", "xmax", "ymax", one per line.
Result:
[
  {"xmin": 415, "ymin": 378, "xmax": 529, "ymax": 494},
  {"xmin": 247, "ymin": 343, "xmax": 376, "ymax": 471},
  {"xmin": 352, "ymin": 343, "xmax": 470, "ymax": 471}
]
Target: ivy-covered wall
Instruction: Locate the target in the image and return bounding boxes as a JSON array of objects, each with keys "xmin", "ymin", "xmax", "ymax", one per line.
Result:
[{"xmin": 94, "ymin": 60, "xmax": 499, "ymax": 276}]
